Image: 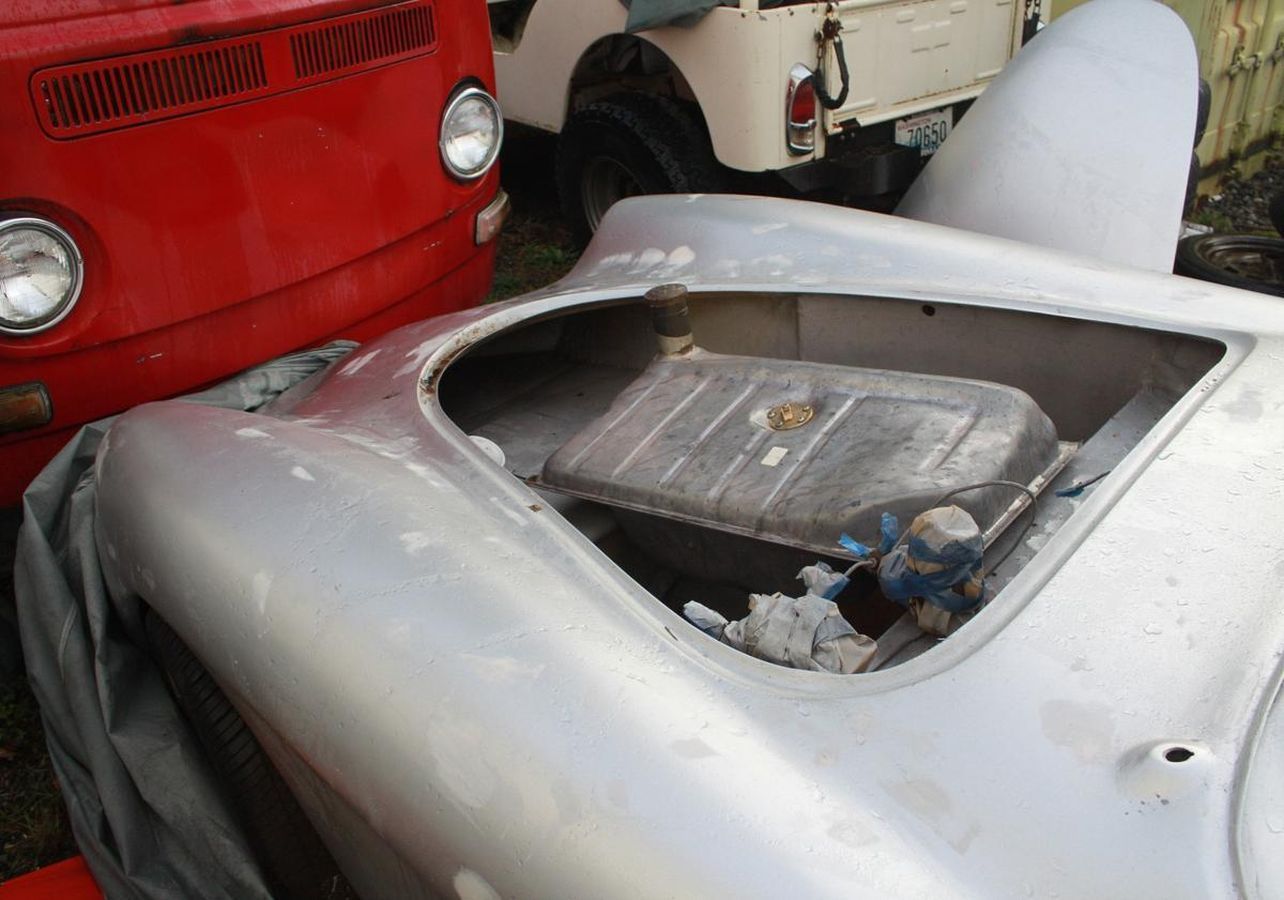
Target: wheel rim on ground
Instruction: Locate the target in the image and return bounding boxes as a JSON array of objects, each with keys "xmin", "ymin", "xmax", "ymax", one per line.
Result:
[
  {"xmin": 1197, "ymin": 237, "xmax": 1284, "ymax": 287},
  {"xmin": 580, "ymin": 156, "xmax": 643, "ymax": 232}
]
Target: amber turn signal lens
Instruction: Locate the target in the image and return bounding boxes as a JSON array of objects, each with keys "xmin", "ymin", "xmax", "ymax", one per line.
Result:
[{"xmin": 0, "ymin": 382, "xmax": 53, "ymax": 435}]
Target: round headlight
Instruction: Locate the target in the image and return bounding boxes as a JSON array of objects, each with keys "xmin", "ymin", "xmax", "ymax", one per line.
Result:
[
  {"xmin": 0, "ymin": 217, "xmax": 83, "ymax": 335},
  {"xmin": 440, "ymin": 86, "xmax": 503, "ymax": 180}
]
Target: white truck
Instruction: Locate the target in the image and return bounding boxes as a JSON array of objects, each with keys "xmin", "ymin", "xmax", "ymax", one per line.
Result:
[{"xmin": 489, "ymin": 0, "xmax": 1037, "ymax": 238}]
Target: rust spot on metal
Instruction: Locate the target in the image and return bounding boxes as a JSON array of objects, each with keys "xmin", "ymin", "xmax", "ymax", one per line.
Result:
[{"xmin": 421, "ymin": 320, "xmax": 508, "ymax": 392}]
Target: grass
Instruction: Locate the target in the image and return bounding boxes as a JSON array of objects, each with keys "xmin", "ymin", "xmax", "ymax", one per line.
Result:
[
  {"xmin": 1188, "ymin": 152, "xmax": 1284, "ymax": 236},
  {"xmin": 487, "ymin": 124, "xmax": 579, "ymax": 302},
  {"xmin": 487, "ymin": 208, "xmax": 578, "ymax": 303},
  {"xmin": 1185, "ymin": 205, "xmax": 1237, "ymax": 234}
]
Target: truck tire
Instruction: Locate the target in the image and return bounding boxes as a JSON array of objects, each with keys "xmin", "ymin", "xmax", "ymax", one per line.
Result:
[
  {"xmin": 1174, "ymin": 233, "xmax": 1284, "ymax": 297},
  {"xmin": 556, "ymin": 93, "xmax": 723, "ymax": 243},
  {"xmin": 144, "ymin": 610, "xmax": 356, "ymax": 899}
]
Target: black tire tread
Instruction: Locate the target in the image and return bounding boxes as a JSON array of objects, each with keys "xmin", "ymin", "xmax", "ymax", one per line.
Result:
[
  {"xmin": 556, "ymin": 92, "xmax": 724, "ymax": 243},
  {"xmin": 145, "ymin": 610, "xmax": 356, "ymax": 899}
]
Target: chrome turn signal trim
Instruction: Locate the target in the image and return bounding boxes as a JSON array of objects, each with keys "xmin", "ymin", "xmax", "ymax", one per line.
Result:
[
  {"xmin": 475, "ymin": 189, "xmax": 511, "ymax": 245},
  {"xmin": 785, "ymin": 63, "xmax": 817, "ymax": 156}
]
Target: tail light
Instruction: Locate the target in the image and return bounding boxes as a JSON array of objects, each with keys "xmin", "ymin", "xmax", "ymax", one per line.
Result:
[{"xmin": 786, "ymin": 63, "xmax": 817, "ymax": 155}]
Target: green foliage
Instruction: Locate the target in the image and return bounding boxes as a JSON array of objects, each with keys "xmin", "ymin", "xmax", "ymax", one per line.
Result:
[
  {"xmin": 487, "ymin": 208, "xmax": 578, "ymax": 303},
  {"xmin": 1186, "ymin": 205, "xmax": 1236, "ymax": 234}
]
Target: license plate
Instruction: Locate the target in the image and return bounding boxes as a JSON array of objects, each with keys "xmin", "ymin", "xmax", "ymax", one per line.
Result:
[{"xmin": 894, "ymin": 108, "xmax": 953, "ymax": 157}]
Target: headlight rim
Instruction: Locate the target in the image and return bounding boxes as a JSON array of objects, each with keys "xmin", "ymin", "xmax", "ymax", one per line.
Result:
[
  {"xmin": 439, "ymin": 84, "xmax": 503, "ymax": 182},
  {"xmin": 0, "ymin": 214, "xmax": 84, "ymax": 337}
]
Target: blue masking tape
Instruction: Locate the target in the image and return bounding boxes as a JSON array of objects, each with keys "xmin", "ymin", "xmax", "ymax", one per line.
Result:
[
  {"xmin": 821, "ymin": 576, "xmax": 849, "ymax": 600},
  {"xmin": 838, "ymin": 533, "xmax": 872, "ymax": 558},
  {"xmin": 878, "ymin": 547, "xmax": 984, "ymax": 613},
  {"xmin": 878, "ymin": 511, "xmax": 899, "ymax": 554}
]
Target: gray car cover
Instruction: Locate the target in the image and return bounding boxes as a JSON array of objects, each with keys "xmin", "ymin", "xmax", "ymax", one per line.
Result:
[{"xmin": 13, "ymin": 343, "xmax": 354, "ymax": 899}]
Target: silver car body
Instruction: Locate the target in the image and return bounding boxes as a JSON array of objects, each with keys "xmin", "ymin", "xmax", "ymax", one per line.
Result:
[
  {"xmin": 897, "ymin": 0, "xmax": 1197, "ymax": 272},
  {"xmin": 94, "ymin": 195, "xmax": 1283, "ymax": 899}
]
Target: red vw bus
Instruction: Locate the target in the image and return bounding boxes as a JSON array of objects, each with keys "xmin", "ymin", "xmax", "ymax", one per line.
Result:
[{"xmin": 0, "ymin": 0, "xmax": 506, "ymax": 504}]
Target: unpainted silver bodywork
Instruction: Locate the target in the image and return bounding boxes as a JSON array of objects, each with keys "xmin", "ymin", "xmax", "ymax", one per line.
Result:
[
  {"xmin": 898, "ymin": 0, "xmax": 1197, "ymax": 272},
  {"xmin": 94, "ymin": 196, "xmax": 1284, "ymax": 898}
]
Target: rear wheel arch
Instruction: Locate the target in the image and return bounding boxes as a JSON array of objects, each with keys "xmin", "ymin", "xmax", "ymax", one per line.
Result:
[
  {"xmin": 565, "ymin": 34, "xmax": 699, "ymax": 119},
  {"xmin": 143, "ymin": 608, "xmax": 356, "ymax": 900},
  {"xmin": 555, "ymin": 91, "xmax": 724, "ymax": 243}
]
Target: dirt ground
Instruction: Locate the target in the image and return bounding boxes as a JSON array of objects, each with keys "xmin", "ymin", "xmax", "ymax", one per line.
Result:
[
  {"xmin": 0, "ymin": 672, "xmax": 76, "ymax": 881},
  {"xmin": 1191, "ymin": 153, "xmax": 1284, "ymax": 235},
  {"xmin": 1, "ymin": 509, "xmax": 77, "ymax": 881}
]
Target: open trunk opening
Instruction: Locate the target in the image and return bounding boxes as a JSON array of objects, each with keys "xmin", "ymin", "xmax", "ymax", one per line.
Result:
[{"xmin": 439, "ymin": 291, "xmax": 1223, "ymax": 671}]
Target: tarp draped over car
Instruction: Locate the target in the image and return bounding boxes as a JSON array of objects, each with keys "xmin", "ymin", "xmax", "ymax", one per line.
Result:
[
  {"xmin": 618, "ymin": 0, "xmax": 783, "ymax": 32},
  {"xmin": 13, "ymin": 344, "xmax": 355, "ymax": 900}
]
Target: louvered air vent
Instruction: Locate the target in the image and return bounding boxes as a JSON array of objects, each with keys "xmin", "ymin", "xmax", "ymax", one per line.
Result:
[
  {"xmin": 31, "ymin": 1, "xmax": 437, "ymax": 139},
  {"xmin": 35, "ymin": 41, "xmax": 270, "ymax": 136},
  {"xmin": 290, "ymin": 4, "xmax": 436, "ymax": 80}
]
